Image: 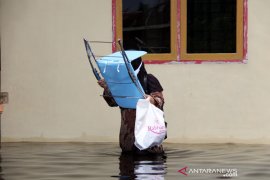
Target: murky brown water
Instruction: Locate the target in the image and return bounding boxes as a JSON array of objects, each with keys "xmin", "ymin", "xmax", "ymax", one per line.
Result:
[{"xmin": 0, "ymin": 142, "xmax": 270, "ymax": 179}]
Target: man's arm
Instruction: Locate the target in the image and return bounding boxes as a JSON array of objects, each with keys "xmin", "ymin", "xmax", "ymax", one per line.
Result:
[{"xmin": 98, "ymin": 79, "xmax": 118, "ymax": 107}]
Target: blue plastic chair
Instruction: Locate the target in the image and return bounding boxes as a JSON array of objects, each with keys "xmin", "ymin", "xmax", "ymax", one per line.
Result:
[{"xmin": 97, "ymin": 51, "xmax": 147, "ymax": 109}]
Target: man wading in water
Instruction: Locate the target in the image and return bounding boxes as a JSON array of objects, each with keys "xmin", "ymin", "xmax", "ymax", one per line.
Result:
[{"xmin": 98, "ymin": 57, "xmax": 165, "ymax": 154}]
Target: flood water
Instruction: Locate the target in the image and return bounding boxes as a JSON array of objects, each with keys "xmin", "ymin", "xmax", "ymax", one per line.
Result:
[{"xmin": 0, "ymin": 142, "xmax": 270, "ymax": 179}]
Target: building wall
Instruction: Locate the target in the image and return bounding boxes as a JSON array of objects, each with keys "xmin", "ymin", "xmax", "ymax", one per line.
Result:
[{"xmin": 1, "ymin": 0, "xmax": 270, "ymax": 144}]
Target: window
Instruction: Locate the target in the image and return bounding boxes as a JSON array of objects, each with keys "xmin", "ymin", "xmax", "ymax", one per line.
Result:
[
  {"xmin": 114, "ymin": 0, "xmax": 177, "ymax": 61},
  {"xmin": 113, "ymin": 0, "xmax": 247, "ymax": 63},
  {"xmin": 181, "ymin": 0, "xmax": 244, "ymax": 60}
]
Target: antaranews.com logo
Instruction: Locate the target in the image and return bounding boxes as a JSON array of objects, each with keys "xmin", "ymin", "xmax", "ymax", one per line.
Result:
[{"xmin": 178, "ymin": 166, "xmax": 238, "ymax": 177}]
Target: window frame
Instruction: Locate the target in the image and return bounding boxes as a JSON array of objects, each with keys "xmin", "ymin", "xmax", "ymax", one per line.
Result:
[
  {"xmin": 112, "ymin": 0, "xmax": 248, "ymax": 63},
  {"xmin": 113, "ymin": 0, "xmax": 178, "ymax": 62},
  {"xmin": 180, "ymin": 0, "xmax": 244, "ymax": 61}
]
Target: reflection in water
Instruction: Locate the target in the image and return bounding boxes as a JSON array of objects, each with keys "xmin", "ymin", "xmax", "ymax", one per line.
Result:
[
  {"xmin": 0, "ymin": 155, "xmax": 4, "ymax": 180},
  {"xmin": 119, "ymin": 153, "xmax": 166, "ymax": 180}
]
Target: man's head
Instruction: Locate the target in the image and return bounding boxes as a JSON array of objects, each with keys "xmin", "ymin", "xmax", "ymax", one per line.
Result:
[
  {"xmin": 131, "ymin": 57, "xmax": 143, "ymax": 72},
  {"xmin": 131, "ymin": 57, "xmax": 148, "ymax": 92}
]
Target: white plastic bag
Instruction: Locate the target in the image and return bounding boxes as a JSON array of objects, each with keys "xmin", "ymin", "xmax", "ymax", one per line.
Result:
[{"xmin": 134, "ymin": 97, "xmax": 166, "ymax": 150}]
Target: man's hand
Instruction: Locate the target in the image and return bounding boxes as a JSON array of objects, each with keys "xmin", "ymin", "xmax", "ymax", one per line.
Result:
[
  {"xmin": 145, "ymin": 95, "xmax": 155, "ymax": 105},
  {"xmin": 98, "ymin": 79, "xmax": 107, "ymax": 89}
]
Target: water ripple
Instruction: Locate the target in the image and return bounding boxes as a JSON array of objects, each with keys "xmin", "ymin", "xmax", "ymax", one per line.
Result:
[{"xmin": 1, "ymin": 143, "xmax": 270, "ymax": 179}]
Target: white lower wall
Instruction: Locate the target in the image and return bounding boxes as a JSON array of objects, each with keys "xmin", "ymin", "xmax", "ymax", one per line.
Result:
[{"xmin": 1, "ymin": 0, "xmax": 270, "ymax": 144}]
